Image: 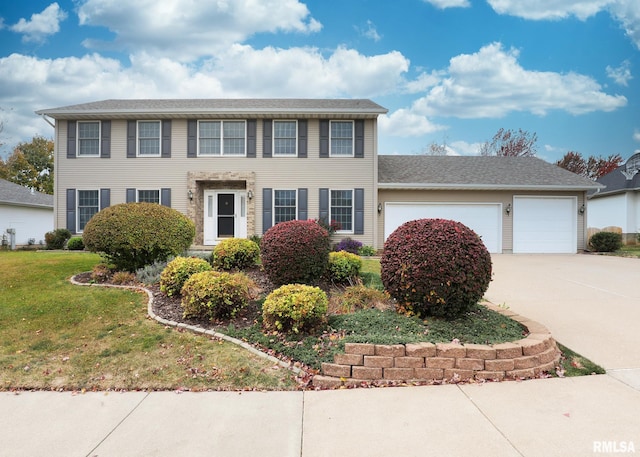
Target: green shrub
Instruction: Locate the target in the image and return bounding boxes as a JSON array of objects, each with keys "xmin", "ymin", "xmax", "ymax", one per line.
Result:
[
  {"xmin": 381, "ymin": 218, "xmax": 492, "ymax": 319},
  {"xmin": 90, "ymin": 263, "xmax": 114, "ymax": 283},
  {"xmin": 82, "ymin": 203, "xmax": 195, "ymax": 272},
  {"xmin": 358, "ymin": 245, "xmax": 377, "ymax": 256},
  {"xmin": 262, "ymin": 284, "xmax": 328, "ymax": 334},
  {"xmin": 589, "ymin": 231, "xmax": 623, "ymax": 252},
  {"xmin": 212, "ymin": 238, "xmax": 260, "ymax": 270},
  {"xmin": 111, "ymin": 271, "xmax": 136, "ymax": 285},
  {"xmin": 160, "ymin": 256, "xmax": 212, "ymax": 297},
  {"xmin": 327, "ymin": 251, "xmax": 362, "ymax": 283},
  {"xmin": 181, "ymin": 271, "xmax": 255, "ymax": 320},
  {"xmin": 66, "ymin": 236, "xmax": 85, "ymax": 251},
  {"xmin": 260, "ymin": 220, "xmax": 330, "ymax": 286},
  {"xmin": 329, "ymin": 284, "xmax": 391, "ymax": 314},
  {"xmin": 44, "ymin": 228, "xmax": 71, "ymax": 250},
  {"xmin": 248, "ymin": 234, "xmax": 262, "ymax": 247}
]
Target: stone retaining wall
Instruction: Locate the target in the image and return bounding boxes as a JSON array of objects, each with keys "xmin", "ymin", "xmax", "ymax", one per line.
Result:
[{"xmin": 313, "ymin": 304, "xmax": 561, "ymax": 389}]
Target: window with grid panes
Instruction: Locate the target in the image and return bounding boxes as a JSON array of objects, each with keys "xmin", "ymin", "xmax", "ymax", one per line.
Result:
[
  {"xmin": 330, "ymin": 189, "xmax": 353, "ymax": 232},
  {"xmin": 138, "ymin": 121, "xmax": 161, "ymax": 156},
  {"xmin": 198, "ymin": 121, "xmax": 245, "ymax": 156},
  {"xmin": 330, "ymin": 121, "xmax": 353, "ymax": 156},
  {"xmin": 78, "ymin": 190, "xmax": 99, "ymax": 231},
  {"xmin": 273, "ymin": 121, "xmax": 297, "ymax": 156},
  {"xmin": 137, "ymin": 189, "xmax": 160, "ymax": 203},
  {"xmin": 78, "ymin": 122, "xmax": 100, "ymax": 156},
  {"xmin": 274, "ymin": 190, "xmax": 296, "ymax": 224}
]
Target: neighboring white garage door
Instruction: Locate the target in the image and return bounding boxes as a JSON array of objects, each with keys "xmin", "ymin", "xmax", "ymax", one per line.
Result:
[
  {"xmin": 513, "ymin": 196, "xmax": 576, "ymax": 253},
  {"xmin": 384, "ymin": 203, "xmax": 502, "ymax": 253}
]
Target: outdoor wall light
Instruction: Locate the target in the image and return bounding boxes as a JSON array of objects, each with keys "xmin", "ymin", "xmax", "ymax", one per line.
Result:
[
  {"xmin": 579, "ymin": 204, "xmax": 585, "ymax": 215},
  {"xmin": 377, "ymin": 203, "xmax": 382, "ymax": 213},
  {"xmin": 505, "ymin": 203, "xmax": 511, "ymax": 215},
  {"xmin": 247, "ymin": 190, "xmax": 254, "ymax": 200},
  {"xmin": 188, "ymin": 189, "xmax": 193, "ymax": 201}
]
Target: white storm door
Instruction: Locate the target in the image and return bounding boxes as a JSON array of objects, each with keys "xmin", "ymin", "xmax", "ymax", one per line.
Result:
[{"xmin": 203, "ymin": 190, "xmax": 247, "ymax": 245}]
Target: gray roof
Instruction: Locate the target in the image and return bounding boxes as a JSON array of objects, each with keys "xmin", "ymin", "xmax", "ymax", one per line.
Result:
[
  {"xmin": 378, "ymin": 155, "xmax": 602, "ymax": 191},
  {"xmin": 589, "ymin": 151, "xmax": 640, "ymax": 198},
  {"xmin": 36, "ymin": 98, "xmax": 388, "ymax": 120},
  {"xmin": 0, "ymin": 179, "xmax": 54, "ymax": 209}
]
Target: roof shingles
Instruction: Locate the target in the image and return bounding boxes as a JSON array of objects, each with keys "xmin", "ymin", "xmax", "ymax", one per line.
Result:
[{"xmin": 0, "ymin": 179, "xmax": 53, "ymax": 208}]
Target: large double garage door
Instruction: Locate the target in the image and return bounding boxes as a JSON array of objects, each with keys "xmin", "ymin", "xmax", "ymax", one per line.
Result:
[{"xmin": 384, "ymin": 196, "xmax": 577, "ymax": 254}]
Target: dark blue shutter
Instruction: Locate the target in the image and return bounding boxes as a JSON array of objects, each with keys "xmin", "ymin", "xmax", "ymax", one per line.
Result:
[
  {"xmin": 354, "ymin": 120, "xmax": 364, "ymax": 158},
  {"xmin": 101, "ymin": 120, "xmax": 111, "ymax": 158},
  {"xmin": 263, "ymin": 120, "xmax": 272, "ymax": 158},
  {"xmin": 319, "ymin": 120, "xmax": 329, "ymax": 158},
  {"xmin": 126, "ymin": 188, "xmax": 136, "ymax": 203},
  {"xmin": 262, "ymin": 188, "xmax": 272, "ymax": 233},
  {"xmin": 298, "ymin": 120, "xmax": 307, "ymax": 158},
  {"xmin": 100, "ymin": 189, "xmax": 110, "ymax": 210},
  {"xmin": 161, "ymin": 120, "xmax": 171, "ymax": 158},
  {"xmin": 66, "ymin": 189, "xmax": 76, "ymax": 234},
  {"xmin": 319, "ymin": 188, "xmax": 329, "ymax": 224},
  {"xmin": 127, "ymin": 121, "xmax": 136, "ymax": 158},
  {"xmin": 354, "ymin": 188, "xmax": 364, "ymax": 235},
  {"xmin": 297, "ymin": 188, "xmax": 308, "ymax": 220},
  {"xmin": 247, "ymin": 119, "xmax": 256, "ymax": 158},
  {"xmin": 67, "ymin": 121, "xmax": 76, "ymax": 159},
  {"xmin": 161, "ymin": 188, "xmax": 171, "ymax": 207},
  {"xmin": 187, "ymin": 120, "xmax": 197, "ymax": 158}
]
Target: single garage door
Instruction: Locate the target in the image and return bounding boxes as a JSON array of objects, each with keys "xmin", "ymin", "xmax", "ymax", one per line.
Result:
[
  {"xmin": 513, "ymin": 196, "xmax": 576, "ymax": 253},
  {"xmin": 384, "ymin": 203, "xmax": 502, "ymax": 253}
]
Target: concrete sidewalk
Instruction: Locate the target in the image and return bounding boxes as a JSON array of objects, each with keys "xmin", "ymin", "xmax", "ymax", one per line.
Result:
[{"xmin": 3, "ymin": 254, "xmax": 640, "ymax": 456}]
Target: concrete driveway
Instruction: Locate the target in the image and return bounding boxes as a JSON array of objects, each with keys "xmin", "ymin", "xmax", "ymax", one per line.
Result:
[{"xmin": 485, "ymin": 254, "xmax": 640, "ymax": 387}]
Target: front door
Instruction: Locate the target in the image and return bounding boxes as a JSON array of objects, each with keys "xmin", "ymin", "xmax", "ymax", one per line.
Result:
[{"xmin": 203, "ymin": 190, "xmax": 248, "ymax": 245}]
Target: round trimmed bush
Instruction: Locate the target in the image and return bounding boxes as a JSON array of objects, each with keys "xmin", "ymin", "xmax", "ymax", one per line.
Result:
[
  {"xmin": 181, "ymin": 271, "xmax": 256, "ymax": 320},
  {"xmin": 328, "ymin": 251, "xmax": 362, "ymax": 283},
  {"xmin": 66, "ymin": 236, "xmax": 85, "ymax": 251},
  {"xmin": 45, "ymin": 228, "xmax": 71, "ymax": 250},
  {"xmin": 381, "ymin": 218, "xmax": 492, "ymax": 319},
  {"xmin": 589, "ymin": 231, "xmax": 622, "ymax": 252},
  {"xmin": 262, "ymin": 284, "xmax": 328, "ymax": 334},
  {"xmin": 260, "ymin": 220, "xmax": 330, "ymax": 286},
  {"xmin": 82, "ymin": 203, "xmax": 195, "ymax": 272},
  {"xmin": 160, "ymin": 256, "xmax": 213, "ymax": 297},
  {"xmin": 212, "ymin": 238, "xmax": 260, "ymax": 270}
]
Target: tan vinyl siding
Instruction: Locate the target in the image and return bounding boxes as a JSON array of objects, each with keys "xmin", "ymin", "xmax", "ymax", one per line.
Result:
[
  {"xmin": 378, "ymin": 189, "xmax": 587, "ymax": 252},
  {"xmin": 56, "ymin": 119, "xmax": 377, "ymax": 246}
]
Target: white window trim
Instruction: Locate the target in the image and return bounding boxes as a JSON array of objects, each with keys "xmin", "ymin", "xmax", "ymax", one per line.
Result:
[
  {"xmin": 76, "ymin": 121, "xmax": 101, "ymax": 157},
  {"xmin": 329, "ymin": 120, "xmax": 354, "ymax": 158},
  {"xmin": 272, "ymin": 120, "xmax": 298, "ymax": 157},
  {"xmin": 273, "ymin": 189, "xmax": 298, "ymax": 225},
  {"xmin": 330, "ymin": 188, "xmax": 355, "ymax": 234},
  {"xmin": 197, "ymin": 120, "xmax": 247, "ymax": 157},
  {"xmin": 77, "ymin": 189, "xmax": 100, "ymax": 233},
  {"xmin": 137, "ymin": 120, "xmax": 162, "ymax": 157},
  {"xmin": 136, "ymin": 188, "xmax": 161, "ymax": 204}
]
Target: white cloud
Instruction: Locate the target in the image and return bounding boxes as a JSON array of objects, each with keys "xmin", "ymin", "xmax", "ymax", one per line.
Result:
[
  {"xmin": 78, "ymin": 0, "xmax": 322, "ymax": 60},
  {"xmin": 449, "ymin": 140, "xmax": 483, "ymax": 155},
  {"xmin": 412, "ymin": 42, "xmax": 627, "ymax": 118},
  {"xmin": 403, "ymin": 71, "xmax": 443, "ymax": 93},
  {"xmin": 423, "ymin": 0, "xmax": 471, "ymax": 9},
  {"xmin": 359, "ymin": 20, "xmax": 382, "ymax": 42},
  {"xmin": 634, "ymin": 129, "xmax": 640, "ymax": 142},
  {"xmin": 486, "ymin": 0, "xmax": 640, "ymax": 49},
  {"xmin": 606, "ymin": 60, "xmax": 633, "ymax": 86},
  {"xmin": 10, "ymin": 2, "xmax": 67, "ymax": 43},
  {"xmin": 379, "ymin": 109, "xmax": 446, "ymax": 137}
]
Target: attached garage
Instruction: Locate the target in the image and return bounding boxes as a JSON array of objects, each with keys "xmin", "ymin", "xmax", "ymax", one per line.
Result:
[
  {"xmin": 384, "ymin": 202, "xmax": 502, "ymax": 253},
  {"xmin": 513, "ymin": 196, "xmax": 577, "ymax": 253},
  {"xmin": 377, "ymin": 156, "xmax": 602, "ymax": 253}
]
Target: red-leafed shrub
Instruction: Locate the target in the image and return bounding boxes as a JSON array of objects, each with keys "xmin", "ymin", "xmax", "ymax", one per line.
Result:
[
  {"xmin": 381, "ymin": 218, "xmax": 492, "ymax": 319},
  {"xmin": 261, "ymin": 220, "xmax": 330, "ymax": 286}
]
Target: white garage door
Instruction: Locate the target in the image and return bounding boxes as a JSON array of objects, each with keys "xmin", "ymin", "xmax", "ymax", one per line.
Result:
[
  {"xmin": 513, "ymin": 196, "xmax": 576, "ymax": 253},
  {"xmin": 384, "ymin": 203, "xmax": 502, "ymax": 253}
]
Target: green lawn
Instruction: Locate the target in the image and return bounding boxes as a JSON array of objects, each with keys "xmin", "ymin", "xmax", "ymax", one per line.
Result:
[
  {"xmin": 0, "ymin": 251, "xmax": 296, "ymax": 391},
  {"xmin": 618, "ymin": 245, "xmax": 640, "ymax": 258}
]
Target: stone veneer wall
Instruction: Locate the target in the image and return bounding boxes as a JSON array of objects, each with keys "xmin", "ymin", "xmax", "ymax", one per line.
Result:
[{"xmin": 313, "ymin": 304, "xmax": 561, "ymax": 389}]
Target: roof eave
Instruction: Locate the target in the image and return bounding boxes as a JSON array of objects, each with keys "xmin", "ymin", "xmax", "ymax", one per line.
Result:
[
  {"xmin": 378, "ymin": 183, "xmax": 602, "ymax": 191},
  {"xmin": 0, "ymin": 200, "xmax": 54, "ymax": 209}
]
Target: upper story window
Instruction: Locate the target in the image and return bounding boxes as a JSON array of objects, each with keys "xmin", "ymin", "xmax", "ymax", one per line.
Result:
[
  {"xmin": 77, "ymin": 122, "xmax": 100, "ymax": 156},
  {"xmin": 330, "ymin": 189, "xmax": 353, "ymax": 233},
  {"xmin": 330, "ymin": 121, "xmax": 354, "ymax": 157},
  {"xmin": 138, "ymin": 121, "xmax": 161, "ymax": 156},
  {"xmin": 274, "ymin": 189, "xmax": 297, "ymax": 224},
  {"xmin": 273, "ymin": 121, "xmax": 297, "ymax": 156},
  {"xmin": 137, "ymin": 189, "xmax": 160, "ymax": 204},
  {"xmin": 198, "ymin": 120, "xmax": 246, "ymax": 156}
]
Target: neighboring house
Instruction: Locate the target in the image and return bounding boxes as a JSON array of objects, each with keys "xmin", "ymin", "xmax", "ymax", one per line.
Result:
[
  {"xmin": 0, "ymin": 178, "xmax": 53, "ymax": 247},
  {"xmin": 378, "ymin": 156, "xmax": 601, "ymax": 253},
  {"xmin": 36, "ymin": 99, "xmax": 600, "ymax": 254},
  {"xmin": 588, "ymin": 151, "xmax": 640, "ymax": 244}
]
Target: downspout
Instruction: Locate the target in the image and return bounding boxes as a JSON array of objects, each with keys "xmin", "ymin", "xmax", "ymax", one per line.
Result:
[{"xmin": 39, "ymin": 114, "xmax": 55, "ymax": 128}]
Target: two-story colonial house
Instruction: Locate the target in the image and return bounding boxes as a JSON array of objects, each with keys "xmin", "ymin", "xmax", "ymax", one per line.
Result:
[{"xmin": 36, "ymin": 99, "xmax": 386, "ymax": 248}]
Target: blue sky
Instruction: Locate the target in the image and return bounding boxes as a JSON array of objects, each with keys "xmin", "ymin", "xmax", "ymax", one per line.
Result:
[{"xmin": 0, "ymin": 0, "xmax": 639, "ymax": 163}]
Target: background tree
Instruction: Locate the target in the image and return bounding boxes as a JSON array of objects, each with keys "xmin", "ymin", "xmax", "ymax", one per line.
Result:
[
  {"xmin": 423, "ymin": 141, "xmax": 448, "ymax": 156},
  {"xmin": 555, "ymin": 151, "xmax": 623, "ymax": 180},
  {"xmin": 479, "ymin": 128, "xmax": 538, "ymax": 157},
  {"xmin": 0, "ymin": 136, "xmax": 54, "ymax": 194}
]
